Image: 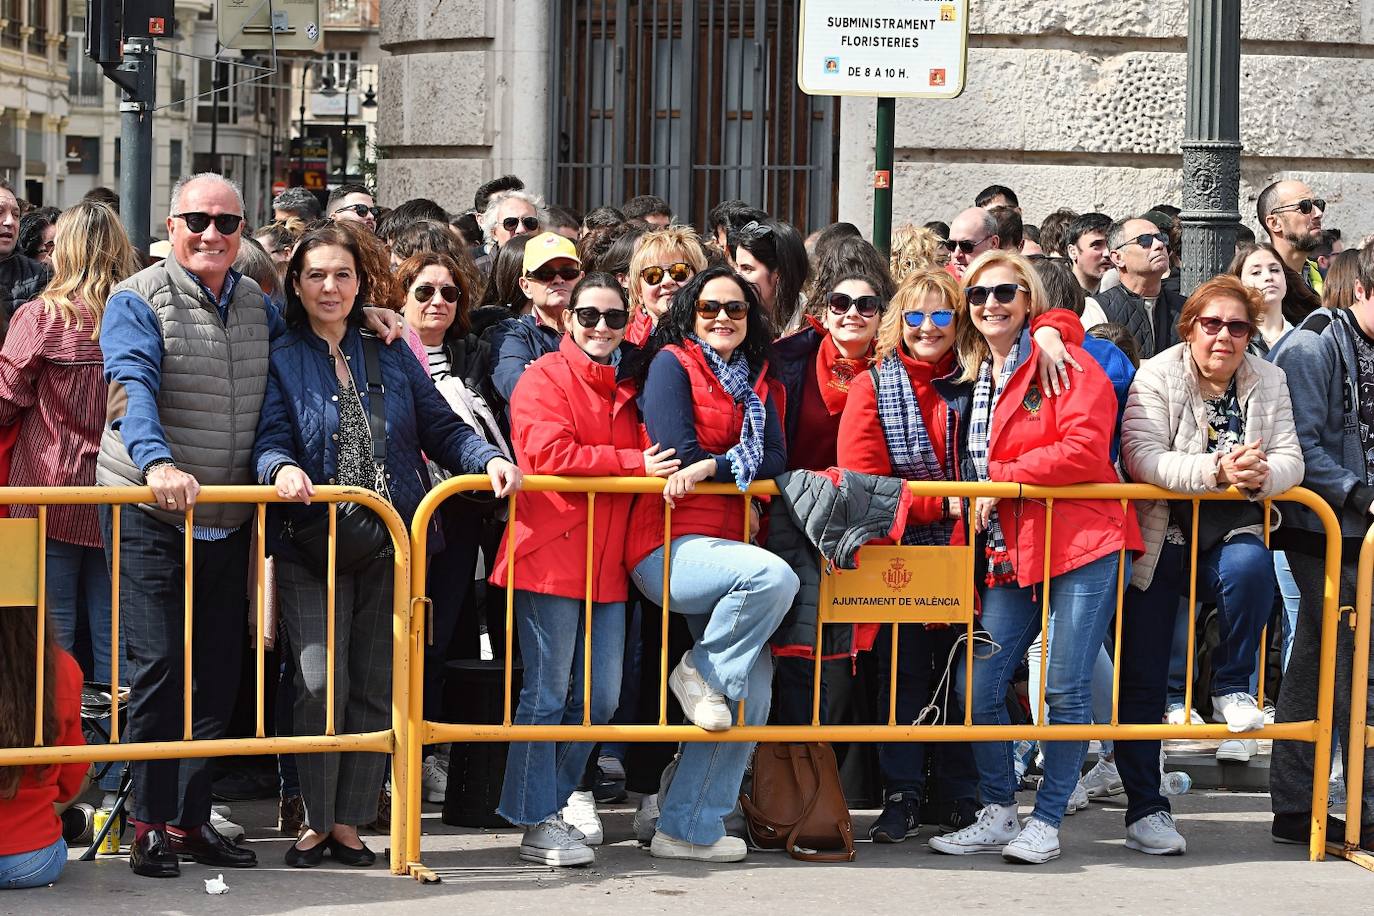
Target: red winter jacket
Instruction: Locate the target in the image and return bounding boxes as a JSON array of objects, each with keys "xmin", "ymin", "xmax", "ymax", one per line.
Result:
[
  {"xmin": 625, "ymin": 341, "xmax": 784, "ymax": 569},
  {"xmin": 626, "ymin": 309, "xmax": 653, "ymax": 347},
  {"xmin": 491, "ymin": 335, "xmax": 647, "ymax": 602}
]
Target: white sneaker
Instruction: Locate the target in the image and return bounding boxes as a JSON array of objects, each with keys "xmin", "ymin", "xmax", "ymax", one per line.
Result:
[
  {"xmin": 1164, "ymin": 705, "xmax": 1204, "ymax": 726},
  {"xmin": 519, "ymin": 817, "xmax": 594, "ymax": 866},
  {"xmin": 928, "ymin": 803, "xmax": 1019, "ymax": 855},
  {"xmin": 1216, "ymin": 738, "xmax": 1258, "ymax": 763},
  {"xmin": 1080, "ymin": 756, "xmax": 1124, "ymax": 799},
  {"xmin": 1263, "ymin": 704, "xmax": 1276, "ymax": 725},
  {"xmin": 668, "ymin": 652, "xmax": 732, "ymax": 731},
  {"xmin": 649, "ymin": 830, "xmax": 747, "ymax": 863},
  {"xmin": 209, "ymin": 810, "xmax": 244, "ymax": 843},
  {"xmin": 422, "ymin": 754, "xmax": 448, "ymax": 804},
  {"xmin": 633, "ymin": 793, "xmax": 660, "ymax": 846},
  {"xmin": 1211, "ymin": 692, "xmax": 1264, "ymax": 732},
  {"xmin": 1002, "ymin": 817, "xmax": 1060, "ymax": 864},
  {"xmin": 210, "ymin": 803, "xmax": 231, "ymax": 819},
  {"xmin": 1064, "ymin": 781, "xmax": 1088, "ymax": 816},
  {"xmin": 1125, "ymin": 811, "xmax": 1187, "ymax": 855},
  {"xmin": 560, "ymin": 790, "xmax": 603, "ymax": 846}
]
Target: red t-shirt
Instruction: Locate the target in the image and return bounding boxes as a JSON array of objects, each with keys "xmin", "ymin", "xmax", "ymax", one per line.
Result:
[{"xmin": 0, "ymin": 648, "xmax": 86, "ymax": 855}]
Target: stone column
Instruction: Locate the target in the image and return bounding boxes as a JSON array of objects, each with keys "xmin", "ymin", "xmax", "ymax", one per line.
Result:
[{"xmin": 1180, "ymin": 0, "xmax": 1242, "ymax": 296}]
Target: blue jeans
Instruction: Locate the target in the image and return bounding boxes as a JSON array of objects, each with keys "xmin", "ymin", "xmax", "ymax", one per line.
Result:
[
  {"xmin": 1028, "ymin": 636, "xmax": 1115, "ymax": 756},
  {"xmin": 498, "ymin": 590, "xmax": 626, "ymax": 827},
  {"xmin": 1274, "ymin": 550, "xmax": 1301, "ymax": 673},
  {"xmin": 631, "ymin": 535, "xmax": 799, "ymax": 845},
  {"xmin": 46, "ymin": 540, "xmax": 115, "ymax": 684},
  {"xmin": 957, "ymin": 553, "xmax": 1122, "ymax": 829},
  {"xmin": 0, "ymin": 837, "xmax": 66, "ymax": 889}
]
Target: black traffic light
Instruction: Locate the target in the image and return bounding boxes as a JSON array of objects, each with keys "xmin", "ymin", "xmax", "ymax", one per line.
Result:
[{"xmin": 86, "ymin": 0, "xmax": 174, "ymax": 65}]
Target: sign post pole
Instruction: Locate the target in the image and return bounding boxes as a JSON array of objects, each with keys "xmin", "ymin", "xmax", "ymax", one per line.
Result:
[{"xmin": 873, "ymin": 96, "xmax": 895, "ymax": 258}]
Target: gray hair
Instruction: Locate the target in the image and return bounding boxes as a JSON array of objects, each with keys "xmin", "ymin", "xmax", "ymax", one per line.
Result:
[
  {"xmin": 170, "ymin": 172, "xmax": 245, "ymax": 220},
  {"xmin": 480, "ymin": 189, "xmax": 548, "ymax": 250},
  {"xmin": 1106, "ymin": 216, "xmax": 1134, "ymax": 253},
  {"xmin": 271, "ymin": 186, "xmax": 323, "ymax": 221}
]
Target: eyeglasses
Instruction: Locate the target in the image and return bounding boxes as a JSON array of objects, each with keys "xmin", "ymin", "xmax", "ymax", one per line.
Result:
[
  {"xmin": 502, "ymin": 215, "xmax": 541, "ymax": 233},
  {"xmin": 412, "ymin": 283, "xmax": 460, "ymax": 304},
  {"xmin": 1193, "ymin": 316, "xmax": 1254, "ymax": 339},
  {"xmin": 902, "ymin": 309, "xmax": 955, "ymax": 328},
  {"xmin": 527, "ymin": 264, "xmax": 583, "ymax": 283},
  {"xmin": 569, "ymin": 307, "xmax": 630, "ymax": 330},
  {"xmin": 1114, "ymin": 232, "xmax": 1169, "ymax": 251},
  {"xmin": 173, "ymin": 212, "xmax": 244, "ymax": 235},
  {"xmin": 695, "ymin": 299, "xmax": 750, "ymax": 319},
  {"xmin": 942, "ymin": 236, "xmax": 990, "ymax": 255},
  {"xmin": 641, "ymin": 262, "xmax": 694, "ymax": 286},
  {"xmin": 36, "ymin": 240, "xmax": 54, "ymax": 254},
  {"xmin": 965, "ymin": 283, "xmax": 1028, "ymax": 306},
  {"xmin": 1269, "ymin": 198, "xmax": 1326, "ymax": 217},
  {"xmin": 826, "ymin": 292, "xmax": 884, "ymax": 318},
  {"xmin": 335, "ymin": 203, "xmax": 380, "ymax": 219}
]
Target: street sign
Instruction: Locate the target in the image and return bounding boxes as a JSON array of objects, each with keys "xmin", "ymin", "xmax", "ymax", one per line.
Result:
[
  {"xmin": 217, "ymin": 0, "xmax": 322, "ymax": 52},
  {"xmin": 797, "ymin": 0, "xmax": 969, "ymax": 99}
]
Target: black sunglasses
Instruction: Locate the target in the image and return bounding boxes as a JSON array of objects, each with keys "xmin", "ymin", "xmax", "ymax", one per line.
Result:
[
  {"xmin": 527, "ymin": 264, "xmax": 583, "ymax": 283},
  {"xmin": 733, "ymin": 220, "xmax": 773, "ymax": 243},
  {"xmin": 412, "ymin": 283, "xmax": 460, "ymax": 304},
  {"xmin": 174, "ymin": 211, "xmax": 243, "ymax": 235},
  {"xmin": 1114, "ymin": 232, "xmax": 1170, "ymax": 251},
  {"xmin": 695, "ymin": 299, "xmax": 750, "ymax": 319},
  {"xmin": 336, "ymin": 203, "xmax": 380, "ymax": 219},
  {"xmin": 965, "ymin": 283, "xmax": 1028, "ymax": 306},
  {"xmin": 641, "ymin": 262, "xmax": 694, "ymax": 286},
  {"xmin": 503, "ymin": 215, "xmax": 541, "ymax": 233},
  {"xmin": 569, "ymin": 307, "xmax": 630, "ymax": 330},
  {"xmin": 1270, "ymin": 198, "xmax": 1326, "ymax": 217},
  {"xmin": 943, "ymin": 236, "xmax": 988, "ymax": 255},
  {"xmin": 1194, "ymin": 316, "xmax": 1254, "ymax": 339},
  {"xmin": 826, "ymin": 292, "xmax": 884, "ymax": 318}
]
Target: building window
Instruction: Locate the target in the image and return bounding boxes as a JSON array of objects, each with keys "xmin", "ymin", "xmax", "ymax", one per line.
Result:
[
  {"xmin": 67, "ymin": 17, "xmax": 103, "ymax": 106},
  {"xmin": 169, "ymin": 139, "xmax": 182, "ymax": 184},
  {"xmin": 27, "ymin": 0, "xmax": 46, "ymax": 55},
  {"xmin": 3, "ymin": 0, "xmax": 22, "ymax": 49},
  {"xmin": 320, "ymin": 50, "xmax": 359, "ymax": 88},
  {"xmin": 196, "ymin": 59, "xmax": 239, "ymax": 124}
]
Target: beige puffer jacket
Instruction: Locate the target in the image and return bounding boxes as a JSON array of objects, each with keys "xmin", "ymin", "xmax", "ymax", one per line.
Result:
[{"xmin": 1120, "ymin": 342, "xmax": 1304, "ymax": 590}]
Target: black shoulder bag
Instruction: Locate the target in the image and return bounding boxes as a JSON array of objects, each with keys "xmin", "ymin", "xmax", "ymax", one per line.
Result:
[{"xmin": 283, "ymin": 335, "xmax": 393, "ymax": 577}]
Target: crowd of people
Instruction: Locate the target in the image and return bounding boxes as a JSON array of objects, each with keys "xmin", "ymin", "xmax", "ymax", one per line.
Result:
[{"xmin": 0, "ymin": 170, "xmax": 1369, "ymax": 889}]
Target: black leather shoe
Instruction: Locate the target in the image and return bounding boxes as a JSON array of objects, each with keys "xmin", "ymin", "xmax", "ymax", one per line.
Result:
[
  {"xmin": 285, "ymin": 839, "xmax": 327, "ymax": 868},
  {"xmin": 170, "ymin": 822, "xmax": 258, "ymax": 868},
  {"xmin": 130, "ymin": 828, "xmax": 180, "ymax": 878},
  {"xmin": 327, "ymin": 836, "xmax": 376, "ymax": 867}
]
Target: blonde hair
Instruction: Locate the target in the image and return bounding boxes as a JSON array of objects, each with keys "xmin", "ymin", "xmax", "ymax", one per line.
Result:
[
  {"xmin": 37, "ymin": 201, "xmax": 140, "ymax": 340},
  {"xmin": 954, "ymin": 249, "xmax": 1049, "ymax": 383},
  {"xmin": 627, "ymin": 226, "xmax": 708, "ymax": 313},
  {"xmin": 890, "ymin": 225, "xmax": 944, "ymax": 284},
  {"xmin": 874, "ymin": 268, "xmax": 962, "ymax": 362}
]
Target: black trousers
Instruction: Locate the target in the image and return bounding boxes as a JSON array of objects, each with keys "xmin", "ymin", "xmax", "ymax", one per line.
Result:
[{"xmin": 102, "ymin": 506, "xmax": 249, "ymax": 826}]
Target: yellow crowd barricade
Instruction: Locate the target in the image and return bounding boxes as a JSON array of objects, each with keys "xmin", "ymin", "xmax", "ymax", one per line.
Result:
[
  {"xmin": 406, "ymin": 476, "xmax": 1346, "ymax": 875},
  {"xmin": 0, "ymin": 485, "xmax": 414, "ymax": 875},
  {"xmin": 1338, "ymin": 526, "xmax": 1374, "ymax": 870}
]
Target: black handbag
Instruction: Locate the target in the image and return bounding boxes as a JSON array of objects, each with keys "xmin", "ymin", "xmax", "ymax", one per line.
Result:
[{"xmin": 283, "ymin": 335, "xmax": 393, "ymax": 578}]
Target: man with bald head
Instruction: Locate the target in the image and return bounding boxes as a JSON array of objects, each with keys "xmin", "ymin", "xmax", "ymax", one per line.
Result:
[
  {"xmin": 946, "ymin": 207, "xmax": 999, "ymax": 277},
  {"xmin": 1258, "ymin": 179, "xmax": 1327, "ymax": 294}
]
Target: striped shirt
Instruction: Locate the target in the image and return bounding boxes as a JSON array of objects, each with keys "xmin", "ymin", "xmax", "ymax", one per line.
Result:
[
  {"xmin": 0, "ymin": 296, "xmax": 106, "ymax": 547},
  {"xmin": 425, "ymin": 344, "xmax": 451, "ymax": 381}
]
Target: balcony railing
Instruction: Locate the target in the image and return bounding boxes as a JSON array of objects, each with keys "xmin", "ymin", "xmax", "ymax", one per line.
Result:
[{"xmin": 324, "ymin": 0, "xmax": 375, "ymax": 30}]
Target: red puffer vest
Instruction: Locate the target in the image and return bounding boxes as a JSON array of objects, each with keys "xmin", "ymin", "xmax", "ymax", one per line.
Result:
[{"xmin": 625, "ymin": 341, "xmax": 782, "ymax": 569}]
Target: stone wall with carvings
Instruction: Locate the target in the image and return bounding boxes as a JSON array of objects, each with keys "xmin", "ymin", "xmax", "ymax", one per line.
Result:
[{"xmin": 837, "ymin": 0, "xmax": 1374, "ymax": 242}]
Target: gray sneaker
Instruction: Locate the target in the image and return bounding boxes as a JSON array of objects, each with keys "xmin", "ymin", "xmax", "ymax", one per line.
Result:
[
  {"xmin": 1125, "ymin": 811, "xmax": 1186, "ymax": 856},
  {"xmin": 519, "ymin": 817, "xmax": 594, "ymax": 867}
]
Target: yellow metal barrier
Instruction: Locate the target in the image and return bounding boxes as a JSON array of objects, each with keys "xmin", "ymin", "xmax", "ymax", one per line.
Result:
[
  {"xmin": 408, "ymin": 476, "xmax": 1346, "ymax": 871},
  {"xmin": 0, "ymin": 485, "xmax": 414, "ymax": 875},
  {"xmin": 1336, "ymin": 525, "xmax": 1374, "ymax": 869}
]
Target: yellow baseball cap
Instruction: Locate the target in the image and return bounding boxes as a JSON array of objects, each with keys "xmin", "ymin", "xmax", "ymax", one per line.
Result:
[{"xmin": 522, "ymin": 231, "xmax": 581, "ymax": 273}]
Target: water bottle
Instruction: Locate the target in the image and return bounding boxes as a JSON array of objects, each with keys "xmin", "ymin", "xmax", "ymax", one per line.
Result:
[{"xmin": 1161, "ymin": 771, "xmax": 1192, "ymax": 797}]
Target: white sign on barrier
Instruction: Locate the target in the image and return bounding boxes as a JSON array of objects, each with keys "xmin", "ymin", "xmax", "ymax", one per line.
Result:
[{"xmin": 797, "ymin": 0, "xmax": 969, "ymax": 99}]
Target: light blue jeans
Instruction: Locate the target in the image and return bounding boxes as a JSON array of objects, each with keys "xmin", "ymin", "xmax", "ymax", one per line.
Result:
[
  {"xmin": 0, "ymin": 836, "xmax": 66, "ymax": 889},
  {"xmin": 1274, "ymin": 551, "xmax": 1301, "ymax": 672},
  {"xmin": 498, "ymin": 590, "xmax": 626, "ymax": 827},
  {"xmin": 631, "ymin": 535, "xmax": 799, "ymax": 845},
  {"xmin": 958, "ymin": 553, "xmax": 1123, "ymax": 829},
  {"xmin": 1028, "ymin": 638, "xmax": 1115, "ymax": 757}
]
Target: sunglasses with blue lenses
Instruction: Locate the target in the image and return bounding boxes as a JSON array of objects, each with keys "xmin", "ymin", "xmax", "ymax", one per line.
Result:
[{"xmin": 902, "ymin": 309, "xmax": 955, "ymax": 329}]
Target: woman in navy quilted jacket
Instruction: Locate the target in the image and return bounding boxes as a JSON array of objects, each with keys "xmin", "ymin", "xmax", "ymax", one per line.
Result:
[{"xmin": 253, "ymin": 222, "xmax": 521, "ymax": 868}]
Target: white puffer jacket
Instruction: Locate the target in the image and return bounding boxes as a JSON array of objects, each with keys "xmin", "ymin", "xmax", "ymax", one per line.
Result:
[{"xmin": 1120, "ymin": 342, "xmax": 1305, "ymax": 590}]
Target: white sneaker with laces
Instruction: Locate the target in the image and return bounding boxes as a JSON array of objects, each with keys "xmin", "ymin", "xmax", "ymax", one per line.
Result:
[
  {"xmin": 1080, "ymin": 756, "xmax": 1124, "ymax": 799},
  {"xmin": 1065, "ymin": 781, "xmax": 1088, "ymax": 816},
  {"xmin": 561, "ymin": 790, "xmax": 603, "ymax": 846},
  {"xmin": 928, "ymin": 803, "xmax": 1019, "ymax": 855},
  {"xmin": 1212, "ymin": 692, "xmax": 1265, "ymax": 732},
  {"xmin": 422, "ymin": 754, "xmax": 449, "ymax": 803},
  {"xmin": 1126, "ymin": 811, "xmax": 1186, "ymax": 855},
  {"xmin": 519, "ymin": 816, "xmax": 594, "ymax": 866},
  {"xmin": 1216, "ymin": 738, "xmax": 1258, "ymax": 763},
  {"xmin": 1164, "ymin": 705, "xmax": 1204, "ymax": 726},
  {"xmin": 1001, "ymin": 817, "xmax": 1060, "ymax": 864},
  {"xmin": 649, "ymin": 831, "xmax": 747, "ymax": 863},
  {"xmin": 209, "ymin": 810, "xmax": 244, "ymax": 843},
  {"xmin": 633, "ymin": 793, "xmax": 660, "ymax": 846},
  {"xmin": 669, "ymin": 652, "xmax": 732, "ymax": 731}
]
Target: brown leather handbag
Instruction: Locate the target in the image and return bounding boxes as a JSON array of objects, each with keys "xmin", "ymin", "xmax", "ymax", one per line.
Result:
[{"xmin": 740, "ymin": 742, "xmax": 856, "ymax": 862}]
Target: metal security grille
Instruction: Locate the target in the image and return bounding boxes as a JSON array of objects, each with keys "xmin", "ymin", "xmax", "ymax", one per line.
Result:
[{"xmin": 548, "ymin": 0, "xmax": 838, "ymax": 232}]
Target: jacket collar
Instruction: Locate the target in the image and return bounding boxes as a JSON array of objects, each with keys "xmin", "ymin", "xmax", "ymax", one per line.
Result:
[
  {"xmin": 165, "ymin": 254, "xmax": 240, "ymax": 311},
  {"xmin": 1173, "ymin": 338, "xmax": 1262, "ymax": 404},
  {"xmin": 558, "ymin": 332, "xmax": 619, "ymax": 392}
]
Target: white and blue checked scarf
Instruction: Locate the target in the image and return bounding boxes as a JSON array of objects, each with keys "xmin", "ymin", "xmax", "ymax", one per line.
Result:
[
  {"xmin": 688, "ymin": 335, "xmax": 767, "ymax": 491},
  {"xmin": 966, "ymin": 336, "xmax": 1022, "ymax": 584},
  {"xmin": 873, "ymin": 358, "xmax": 955, "ymax": 546}
]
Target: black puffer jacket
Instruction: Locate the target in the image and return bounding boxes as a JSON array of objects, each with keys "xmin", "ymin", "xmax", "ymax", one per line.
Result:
[
  {"xmin": 1094, "ymin": 280, "xmax": 1184, "ymax": 360},
  {"xmin": 0, "ymin": 252, "xmax": 51, "ymax": 343}
]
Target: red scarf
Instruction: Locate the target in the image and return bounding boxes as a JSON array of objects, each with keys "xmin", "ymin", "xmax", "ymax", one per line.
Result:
[{"xmin": 809, "ymin": 317, "xmax": 872, "ymax": 414}]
